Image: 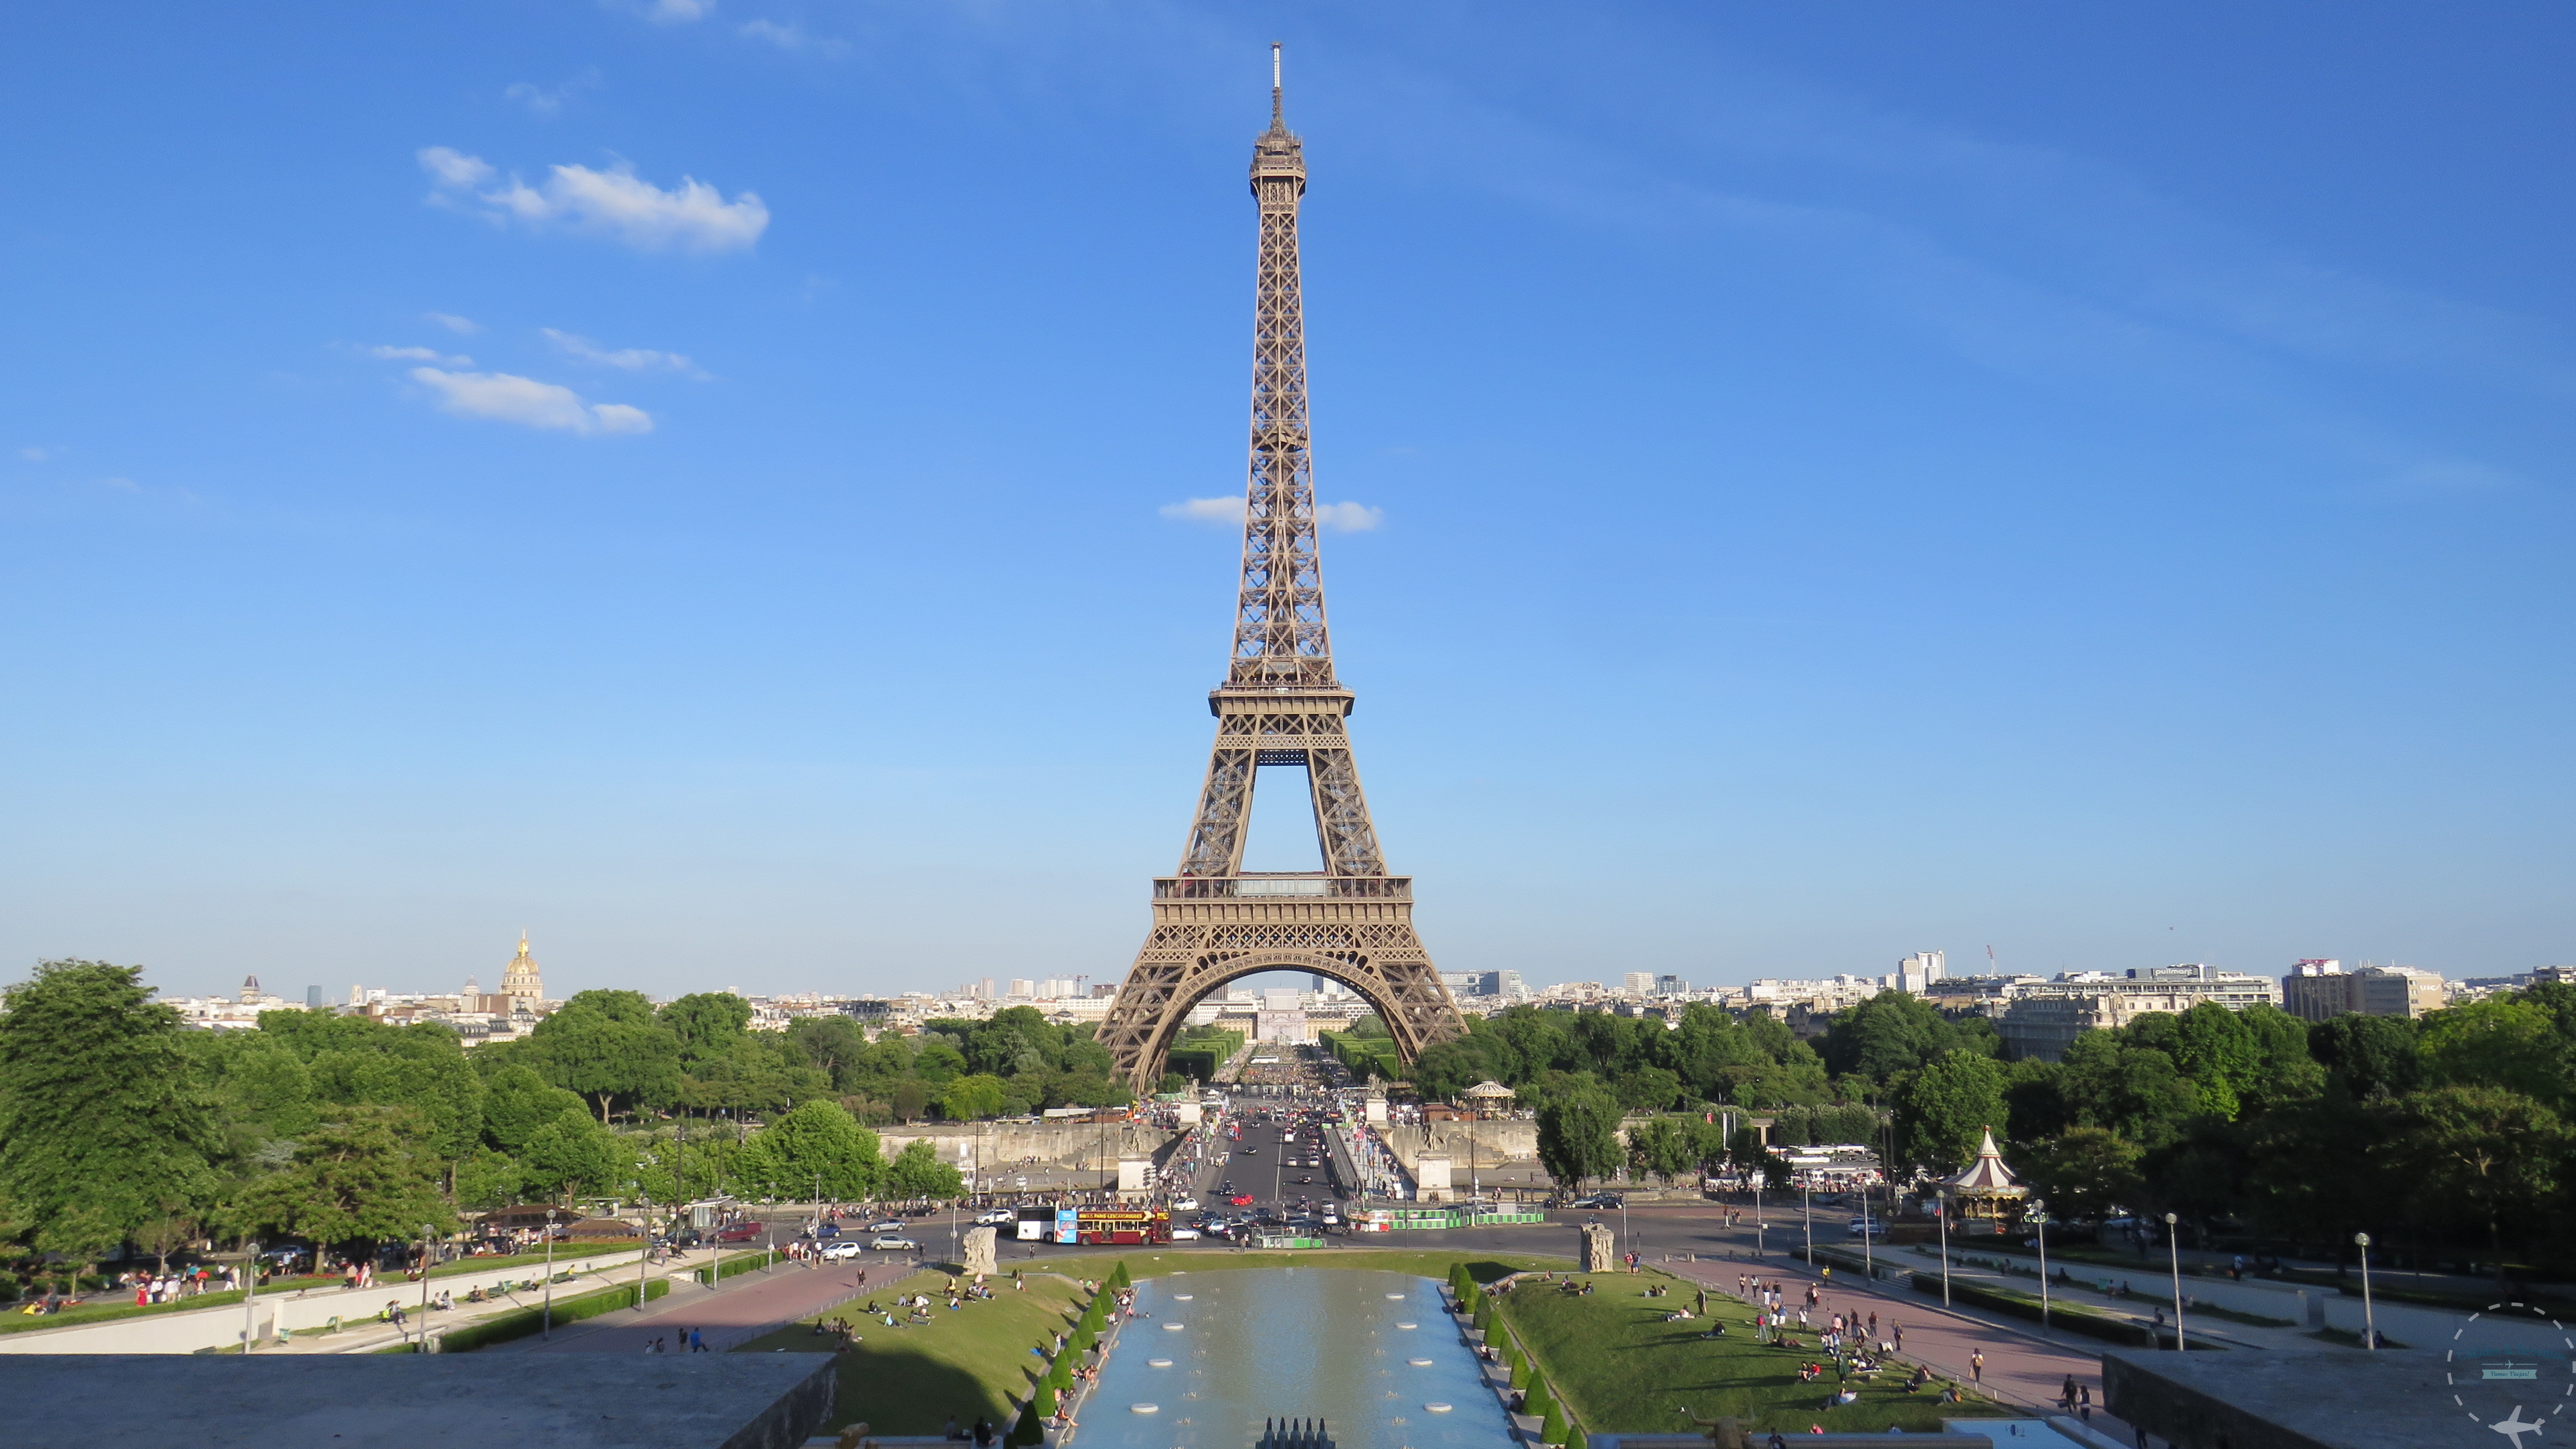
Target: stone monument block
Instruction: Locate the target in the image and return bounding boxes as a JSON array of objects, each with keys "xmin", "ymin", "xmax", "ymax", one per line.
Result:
[
  {"xmin": 963, "ymin": 1225, "xmax": 998, "ymax": 1277},
  {"xmin": 1580, "ymin": 1223, "xmax": 1616, "ymax": 1273}
]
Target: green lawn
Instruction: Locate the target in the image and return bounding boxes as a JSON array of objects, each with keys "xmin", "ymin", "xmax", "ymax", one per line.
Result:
[
  {"xmin": 0, "ymin": 1275, "xmax": 339, "ymax": 1336},
  {"xmin": 1495, "ymin": 1270, "xmax": 2014, "ymax": 1437},
  {"xmin": 736, "ymin": 1269, "xmax": 1091, "ymax": 1435}
]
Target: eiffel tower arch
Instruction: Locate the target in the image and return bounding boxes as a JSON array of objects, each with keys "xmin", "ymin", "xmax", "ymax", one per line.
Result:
[{"xmin": 1098, "ymin": 49, "xmax": 1465, "ymax": 1093}]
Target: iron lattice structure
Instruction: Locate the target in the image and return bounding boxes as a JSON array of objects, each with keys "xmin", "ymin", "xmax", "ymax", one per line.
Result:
[{"xmin": 1098, "ymin": 50, "xmax": 1466, "ymax": 1093}]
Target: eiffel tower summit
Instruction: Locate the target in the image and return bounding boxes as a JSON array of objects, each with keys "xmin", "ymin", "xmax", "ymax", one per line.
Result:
[{"xmin": 1097, "ymin": 47, "xmax": 1467, "ymax": 1093}]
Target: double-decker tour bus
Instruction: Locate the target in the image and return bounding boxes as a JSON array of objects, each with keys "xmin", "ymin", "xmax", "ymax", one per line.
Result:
[{"xmin": 1073, "ymin": 1208, "xmax": 1170, "ymax": 1246}]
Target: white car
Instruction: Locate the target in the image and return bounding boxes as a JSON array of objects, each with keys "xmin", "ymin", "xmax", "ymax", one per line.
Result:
[
  {"xmin": 818, "ymin": 1240, "xmax": 865, "ymax": 1261},
  {"xmin": 1169, "ymin": 1228, "xmax": 1202, "ymax": 1241},
  {"xmin": 976, "ymin": 1209, "xmax": 1015, "ymax": 1225},
  {"xmin": 1171, "ymin": 1196, "xmax": 1200, "ymax": 1212},
  {"xmin": 871, "ymin": 1235, "xmax": 918, "ymax": 1252}
]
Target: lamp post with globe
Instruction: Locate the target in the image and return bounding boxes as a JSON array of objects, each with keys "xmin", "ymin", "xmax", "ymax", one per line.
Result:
[
  {"xmin": 2163, "ymin": 1211, "xmax": 2186, "ymax": 1351},
  {"xmin": 2356, "ymin": 1232, "xmax": 2378, "ymax": 1350},
  {"xmin": 2028, "ymin": 1197, "xmax": 2051, "ymax": 1335}
]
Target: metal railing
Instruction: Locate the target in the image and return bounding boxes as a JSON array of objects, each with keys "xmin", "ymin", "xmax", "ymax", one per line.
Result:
[{"xmin": 1154, "ymin": 875, "xmax": 1412, "ymax": 901}]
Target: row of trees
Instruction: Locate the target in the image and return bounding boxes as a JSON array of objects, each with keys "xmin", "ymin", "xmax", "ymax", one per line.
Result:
[
  {"xmin": 1464, "ymin": 982, "xmax": 2576, "ymax": 1271},
  {"xmin": 0, "ymin": 962, "xmax": 1090, "ymax": 1284}
]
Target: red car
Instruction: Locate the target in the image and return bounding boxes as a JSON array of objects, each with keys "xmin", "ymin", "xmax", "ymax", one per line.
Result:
[
  {"xmin": 714, "ymin": 1222, "xmax": 763, "ymax": 1244},
  {"xmin": 1230, "ymin": 1194, "xmax": 1255, "ymax": 1207}
]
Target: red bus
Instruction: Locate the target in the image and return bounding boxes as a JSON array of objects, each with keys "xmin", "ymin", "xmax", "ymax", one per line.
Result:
[{"xmin": 1074, "ymin": 1209, "xmax": 1170, "ymax": 1246}]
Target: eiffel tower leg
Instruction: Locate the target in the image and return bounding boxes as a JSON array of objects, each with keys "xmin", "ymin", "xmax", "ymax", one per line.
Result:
[{"xmin": 1100, "ymin": 911, "xmax": 1464, "ymax": 1093}]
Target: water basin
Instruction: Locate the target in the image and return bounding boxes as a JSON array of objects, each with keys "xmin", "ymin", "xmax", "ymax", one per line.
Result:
[{"xmin": 1081, "ymin": 1268, "xmax": 1502, "ymax": 1449}]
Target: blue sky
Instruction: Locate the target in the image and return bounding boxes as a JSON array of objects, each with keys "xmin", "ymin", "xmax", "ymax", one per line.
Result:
[{"xmin": 5, "ymin": 3, "xmax": 2572, "ymax": 1002}]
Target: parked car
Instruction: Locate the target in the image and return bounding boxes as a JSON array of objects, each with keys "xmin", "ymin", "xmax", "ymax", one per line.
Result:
[
  {"xmin": 1846, "ymin": 1218, "xmax": 1887, "ymax": 1239},
  {"xmin": 714, "ymin": 1222, "xmax": 764, "ymax": 1244},
  {"xmin": 975, "ymin": 1210, "xmax": 1015, "ymax": 1226},
  {"xmin": 818, "ymin": 1241, "xmax": 865, "ymax": 1261},
  {"xmin": 1572, "ymin": 1192, "xmax": 1623, "ymax": 1210},
  {"xmin": 870, "ymin": 1236, "xmax": 918, "ymax": 1252},
  {"xmin": 866, "ymin": 1220, "xmax": 905, "ymax": 1233}
]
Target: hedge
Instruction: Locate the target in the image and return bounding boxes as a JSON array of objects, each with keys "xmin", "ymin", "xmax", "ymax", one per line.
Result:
[
  {"xmin": 1905, "ymin": 1272, "xmax": 2218, "ymax": 1350},
  {"xmin": 695, "ymin": 1253, "xmax": 771, "ymax": 1288},
  {"xmin": 440, "ymin": 1277, "xmax": 672, "ymax": 1353}
]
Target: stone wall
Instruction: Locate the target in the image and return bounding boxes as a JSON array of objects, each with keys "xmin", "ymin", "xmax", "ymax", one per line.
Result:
[
  {"xmin": 1376, "ymin": 1120, "xmax": 1540, "ymax": 1172},
  {"xmin": 877, "ymin": 1121, "xmax": 1182, "ymax": 1174}
]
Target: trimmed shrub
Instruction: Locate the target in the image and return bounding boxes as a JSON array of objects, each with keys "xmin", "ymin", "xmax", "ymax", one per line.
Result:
[
  {"xmin": 1541, "ymin": 1402, "xmax": 1569, "ymax": 1446},
  {"xmin": 1524, "ymin": 1377, "xmax": 1555, "ymax": 1421},
  {"xmin": 440, "ymin": 1278, "xmax": 671, "ymax": 1353},
  {"xmin": 1032, "ymin": 1381, "xmax": 1058, "ymax": 1417},
  {"xmin": 1008, "ymin": 1403, "xmax": 1043, "ymax": 1447}
]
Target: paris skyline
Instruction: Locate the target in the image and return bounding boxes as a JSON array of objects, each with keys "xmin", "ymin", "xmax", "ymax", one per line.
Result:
[{"xmin": 7, "ymin": 4, "xmax": 2574, "ymax": 1002}]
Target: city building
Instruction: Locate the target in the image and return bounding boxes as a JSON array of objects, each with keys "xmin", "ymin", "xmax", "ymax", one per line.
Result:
[
  {"xmin": 1891, "ymin": 951, "xmax": 1945, "ymax": 993},
  {"xmin": 2281, "ymin": 960, "xmax": 2446, "ymax": 1021},
  {"xmin": 1998, "ymin": 964, "xmax": 2285, "ymax": 1060},
  {"xmin": 499, "ymin": 934, "xmax": 544, "ymax": 1011}
]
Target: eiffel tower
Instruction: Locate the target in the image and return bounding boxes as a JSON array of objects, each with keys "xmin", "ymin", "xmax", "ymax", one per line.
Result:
[{"xmin": 1097, "ymin": 48, "xmax": 1466, "ymax": 1094}]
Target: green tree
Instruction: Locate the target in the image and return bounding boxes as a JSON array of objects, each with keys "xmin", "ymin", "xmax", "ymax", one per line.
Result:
[
  {"xmin": 1891, "ymin": 1049, "xmax": 2007, "ymax": 1173},
  {"xmin": 2309, "ymin": 1014, "xmax": 2422, "ymax": 1101},
  {"xmin": 941, "ymin": 1074, "xmax": 1010, "ymax": 1121},
  {"xmin": 529, "ymin": 996, "xmax": 683, "ymax": 1123},
  {"xmin": 2419, "ymin": 1001, "xmax": 2571, "ymax": 1110},
  {"xmin": 1820, "ymin": 992, "xmax": 1981, "ymax": 1084},
  {"xmin": 2010, "ymin": 1126, "xmax": 2143, "ymax": 1224},
  {"xmin": 887, "ymin": 1138, "xmax": 966, "ymax": 1199},
  {"xmin": 659, "ymin": 993, "xmax": 755, "ymax": 1069},
  {"xmin": 1614, "ymin": 1066, "xmax": 1685, "ymax": 1112},
  {"xmin": 2057, "ymin": 1031, "xmax": 2199, "ymax": 1146},
  {"xmin": 518, "ymin": 1106, "xmax": 624, "ymax": 1200},
  {"xmin": 235, "ymin": 1106, "xmax": 455, "ymax": 1258},
  {"xmin": 481, "ymin": 1065, "xmax": 591, "ymax": 1153},
  {"xmin": 738, "ymin": 1100, "xmax": 884, "ymax": 1199},
  {"xmin": 1535, "ymin": 1082, "xmax": 1623, "ymax": 1190},
  {"xmin": 2388, "ymin": 1085, "xmax": 2570, "ymax": 1257},
  {"xmin": 0, "ymin": 961, "xmax": 220, "ymax": 1275},
  {"xmin": 2168, "ymin": 1002, "xmax": 2260, "ymax": 1119}
]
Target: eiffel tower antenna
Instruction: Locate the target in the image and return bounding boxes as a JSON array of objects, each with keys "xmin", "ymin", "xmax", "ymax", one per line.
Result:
[{"xmin": 1097, "ymin": 48, "xmax": 1465, "ymax": 1093}]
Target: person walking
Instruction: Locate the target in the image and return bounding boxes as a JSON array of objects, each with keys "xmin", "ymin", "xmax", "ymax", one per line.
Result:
[
  {"xmin": 1892, "ymin": 1320, "xmax": 1903, "ymax": 1353},
  {"xmin": 1970, "ymin": 1350, "xmax": 1985, "ymax": 1388}
]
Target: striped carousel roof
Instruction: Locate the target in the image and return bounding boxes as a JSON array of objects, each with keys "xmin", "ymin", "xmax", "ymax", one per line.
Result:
[{"xmin": 1943, "ymin": 1128, "xmax": 2025, "ymax": 1195}]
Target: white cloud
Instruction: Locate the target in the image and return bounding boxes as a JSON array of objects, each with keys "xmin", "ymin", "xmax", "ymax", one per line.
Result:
[
  {"xmin": 367, "ymin": 344, "xmax": 473, "ymax": 366},
  {"xmin": 419, "ymin": 148, "xmax": 769, "ymax": 253},
  {"xmin": 1161, "ymin": 496, "xmax": 1245, "ymax": 524},
  {"xmin": 18, "ymin": 446, "xmax": 57, "ymax": 462},
  {"xmin": 1158, "ymin": 496, "xmax": 1384, "ymax": 532},
  {"xmin": 418, "ymin": 146, "xmax": 494, "ymax": 190},
  {"xmin": 408, "ymin": 367, "xmax": 654, "ymax": 435},
  {"xmin": 609, "ymin": 0, "xmax": 713, "ymax": 23},
  {"xmin": 505, "ymin": 68, "xmax": 598, "ymax": 117},
  {"xmin": 1315, "ymin": 501, "xmax": 1384, "ymax": 533},
  {"xmin": 542, "ymin": 327, "xmax": 706, "ymax": 377},
  {"xmin": 739, "ymin": 18, "xmax": 848, "ymax": 55},
  {"xmin": 425, "ymin": 311, "xmax": 481, "ymax": 335}
]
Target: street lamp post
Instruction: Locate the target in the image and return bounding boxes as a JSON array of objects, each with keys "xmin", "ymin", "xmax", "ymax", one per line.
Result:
[
  {"xmin": 1802, "ymin": 1180, "xmax": 1812, "ymax": 1267},
  {"xmin": 2164, "ymin": 1212, "xmax": 2186, "ymax": 1352},
  {"xmin": 241, "ymin": 1240, "xmax": 261, "ymax": 1353},
  {"xmin": 417, "ymin": 1224, "xmax": 437, "ymax": 1348},
  {"xmin": 541, "ymin": 1208, "xmax": 560, "ymax": 1340},
  {"xmin": 2355, "ymin": 1232, "xmax": 2378, "ymax": 1351},
  {"xmin": 637, "ymin": 1195, "xmax": 653, "ymax": 1310},
  {"xmin": 2028, "ymin": 1197, "xmax": 2051, "ymax": 1336},
  {"xmin": 1935, "ymin": 1190, "xmax": 1953, "ymax": 1306}
]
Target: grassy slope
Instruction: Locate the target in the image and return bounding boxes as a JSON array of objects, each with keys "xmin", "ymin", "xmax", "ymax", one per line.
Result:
[
  {"xmin": 737, "ymin": 1270, "xmax": 1089, "ymax": 1434},
  {"xmin": 1497, "ymin": 1270, "xmax": 2012, "ymax": 1437}
]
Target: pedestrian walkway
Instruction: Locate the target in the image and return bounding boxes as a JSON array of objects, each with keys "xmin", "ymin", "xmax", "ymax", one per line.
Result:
[
  {"xmin": 523, "ymin": 1256, "xmax": 900, "ymax": 1355},
  {"xmin": 1658, "ymin": 1254, "xmax": 2132, "ymax": 1440}
]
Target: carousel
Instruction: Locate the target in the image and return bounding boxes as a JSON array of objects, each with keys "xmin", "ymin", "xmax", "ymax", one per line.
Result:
[
  {"xmin": 1457, "ymin": 1080, "xmax": 1517, "ymax": 1118},
  {"xmin": 1935, "ymin": 1128, "xmax": 2029, "ymax": 1233}
]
